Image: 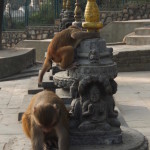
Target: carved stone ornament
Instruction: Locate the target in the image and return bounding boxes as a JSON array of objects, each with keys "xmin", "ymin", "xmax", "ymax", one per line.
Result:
[
  {"xmin": 69, "ymin": 76, "xmax": 122, "ymax": 145},
  {"xmin": 88, "ymin": 49, "xmax": 100, "ymax": 64}
]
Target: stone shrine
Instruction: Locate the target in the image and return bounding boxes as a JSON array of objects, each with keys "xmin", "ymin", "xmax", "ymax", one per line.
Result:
[{"xmin": 52, "ymin": 0, "xmax": 148, "ymax": 149}]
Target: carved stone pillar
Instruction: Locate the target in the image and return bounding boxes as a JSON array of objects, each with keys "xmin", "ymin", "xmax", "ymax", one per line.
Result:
[
  {"xmin": 59, "ymin": 0, "xmax": 74, "ymax": 31},
  {"xmin": 72, "ymin": 0, "xmax": 82, "ymax": 28}
]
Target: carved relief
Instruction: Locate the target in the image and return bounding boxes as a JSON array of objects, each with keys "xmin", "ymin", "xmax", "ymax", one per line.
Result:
[
  {"xmin": 88, "ymin": 49, "xmax": 100, "ymax": 64},
  {"xmin": 69, "ymin": 77, "xmax": 120, "ymax": 131}
]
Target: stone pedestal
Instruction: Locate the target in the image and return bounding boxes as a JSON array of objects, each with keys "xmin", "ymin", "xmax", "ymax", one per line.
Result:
[
  {"xmin": 52, "ymin": 38, "xmax": 148, "ymax": 149},
  {"xmin": 69, "ymin": 127, "xmax": 148, "ymax": 150},
  {"xmin": 54, "ymin": 38, "xmax": 117, "ymax": 88},
  {"xmin": 53, "ymin": 38, "xmax": 121, "ymax": 144},
  {"xmin": 59, "ymin": 10, "xmax": 74, "ymax": 31}
]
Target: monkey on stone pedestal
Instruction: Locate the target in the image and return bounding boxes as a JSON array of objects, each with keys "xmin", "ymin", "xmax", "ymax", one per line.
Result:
[
  {"xmin": 22, "ymin": 90, "xmax": 69, "ymax": 150},
  {"xmin": 38, "ymin": 25, "xmax": 100, "ymax": 85}
]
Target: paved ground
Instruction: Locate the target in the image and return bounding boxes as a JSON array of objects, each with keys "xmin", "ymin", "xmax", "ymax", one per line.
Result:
[{"xmin": 0, "ymin": 71, "xmax": 150, "ymax": 149}]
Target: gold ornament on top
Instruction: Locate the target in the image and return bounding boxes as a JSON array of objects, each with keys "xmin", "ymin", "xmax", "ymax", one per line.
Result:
[
  {"xmin": 74, "ymin": 0, "xmax": 82, "ymax": 22},
  {"xmin": 63, "ymin": 0, "xmax": 66, "ymax": 10},
  {"xmin": 66, "ymin": 0, "xmax": 71, "ymax": 10},
  {"xmin": 82, "ymin": 0, "xmax": 103, "ymax": 32}
]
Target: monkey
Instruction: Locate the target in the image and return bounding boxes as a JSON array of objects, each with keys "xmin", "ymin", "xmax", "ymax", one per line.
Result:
[
  {"xmin": 38, "ymin": 25, "xmax": 100, "ymax": 85},
  {"xmin": 22, "ymin": 90, "xmax": 69, "ymax": 150}
]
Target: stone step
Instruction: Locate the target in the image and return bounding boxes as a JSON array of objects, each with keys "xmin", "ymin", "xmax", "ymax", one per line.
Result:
[
  {"xmin": 125, "ymin": 35, "xmax": 150, "ymax": 45},
  {"xmin": 0, "ymin": 71, "xmax": 39, "ymax": 82},
  {"xmin": 28, "ymin": 76, "xmax": 43, "ymax": 94},
  {"xmin": 56, "ymin": 88, "xmax": 72, "ymax": 104},
  {"xmin": 135, "ymin": 26, "xmax": 150, "ymax": 35},
  {"xmin": 0, "ymin": 62, "xmax": 42, "ymax": 81},
  {"xmin": 38, "ymin": 71, "xmax": 57, "ymax": 90},
  {"xmin": 109, "ymin": 44, "xmax": 150, "ymax": 72}
]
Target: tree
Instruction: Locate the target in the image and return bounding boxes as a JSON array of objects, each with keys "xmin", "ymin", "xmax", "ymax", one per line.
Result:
[{"xmin": 0, "ymin": 0, "xmax": 4, "ymax": 49}]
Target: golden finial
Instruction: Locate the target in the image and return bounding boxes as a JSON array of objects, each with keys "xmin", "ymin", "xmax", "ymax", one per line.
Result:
[
  {"xmin": 74, "ymin": 0, "xmax": 82, "ymax": 22},
  {"xmin": 63, "ymin": 0, "xmax": 66, "ymax": 10},
  {"xmin": 82, "ymin": 0, "xmax": 103, "ymax": 32},
  {"xmin": 66, "ymin": 0, "xmax": 71, "ymax": 10},
  {"xmin": 72, "ymin": 0, "xmax": 82, "ymax": 27}
]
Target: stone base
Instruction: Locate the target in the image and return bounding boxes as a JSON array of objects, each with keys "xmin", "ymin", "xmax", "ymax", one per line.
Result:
[
  {"xmin": 70, "ymin": 127, "xmax": 122, "ymax": 145},
  {"xmin": 69, "ymin": 127, "xmax": 148, "ymax": 150},
  {"xmin": 0, "ymin": 48, "xmax": 35, "ymax": 79}
]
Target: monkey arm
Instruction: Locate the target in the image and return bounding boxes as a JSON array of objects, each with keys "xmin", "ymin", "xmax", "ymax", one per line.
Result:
[
  {"xmin": 71, "ymin": 31, "xmax": 100, "ymax": 40},
  {"xmin": 31, "ymin": 121, "xmax": 44, "ymax": 150},
  {"xmin": 55, "ymin": 121, "xmax": 69, "ymax": 150}
]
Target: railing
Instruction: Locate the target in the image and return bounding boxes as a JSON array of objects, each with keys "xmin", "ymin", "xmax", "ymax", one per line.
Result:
[
  {"xmin": 2, "ymin": 0, "xmax": 150, "ymax": 30},
  {"xmin": 2, "ymin": 0, "xmax": 61, "ymax": 30}
]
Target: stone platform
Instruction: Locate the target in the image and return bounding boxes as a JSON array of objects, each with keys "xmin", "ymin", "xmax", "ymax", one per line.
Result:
[
  {"xmin": 101, "ymin": 19, "xmax": 150, "ymax": 43},
  {"xmin": 0, "ymin": 48, "xmax": 35, "ymax": 79},
  {"xmin": 69, "ymin": 127, "xmax": 148, "ymax": 150},
  {"xmin": 109, "ymin": 44, "xmax": 150, "ymax": 72},
  {"xmin": 124, "ymin": 26, "xmax": 150, "ymax": 45}
]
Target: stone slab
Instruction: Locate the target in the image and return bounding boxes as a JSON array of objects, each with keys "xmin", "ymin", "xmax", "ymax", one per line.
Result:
[
  {"xmin": 55, "ymin": 88, "xmax": 72, "ymax": 104},
  {"xmin": 0, "ymin": 48, "xmax": 36, "ymax": 79},
  {"xmin": 135, "ymin": 27, "xmax": 150, "ymax": 35},
  {"xmin": 18, "ymin": 95, "xmax": 33, "ymax": 121},
  {"xmin": 125, "ymin": 35, "xmax": 150, "ymax": 45},
  {"xmin": 16, "ymin": 39, "xmax": 52, "ymax": 62},
  {"xmin": 109, "ymin": 44, "xmax": 150, "ymax": 72}
]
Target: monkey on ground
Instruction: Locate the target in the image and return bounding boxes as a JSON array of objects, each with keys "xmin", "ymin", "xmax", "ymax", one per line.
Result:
[
  {"xmin": 22, "ymin": 90, "xmax": 69, "ymax": 150},
  {"xmin": 38, "ymin": 25, "xmax": 100, "ymax": 85}
]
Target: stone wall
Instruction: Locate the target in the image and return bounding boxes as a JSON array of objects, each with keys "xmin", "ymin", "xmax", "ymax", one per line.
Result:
[
  {"xmin": 2, "ymin": 26, "xmax": 56, "ymax": 48},
  {"xmin": 27, "ymin": 26, "xmax": 55, "ymax": 40},
  {"xmin": 2, "ymin": 31, "xmax": 27, "ymax": 48},
  {"xmin": 100, "ymin": 3, "xmax": 150, "ymax": 25},
  {"xmin": 2, "ymin": 3, "xmax": 150, "ymax": 48}
]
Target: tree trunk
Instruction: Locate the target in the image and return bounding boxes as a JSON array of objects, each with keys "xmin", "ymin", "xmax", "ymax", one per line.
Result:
[{"xmin": 0, "ymin": 0, "xmax": 4, "ymax": 49}]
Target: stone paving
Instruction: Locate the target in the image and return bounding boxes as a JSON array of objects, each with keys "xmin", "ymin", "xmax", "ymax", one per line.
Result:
[{"xmin": 0, "ymin": 71, "xmax": 150, "ymax": 149}]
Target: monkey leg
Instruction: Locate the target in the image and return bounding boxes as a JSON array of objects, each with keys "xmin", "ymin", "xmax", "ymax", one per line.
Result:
[
  {"xmin": 22, "ymin": 113, "xmax": 31, "ymax": 139},
  {"xmin": 56, "ymin": 46, "xmax": 74, "ymax": 69},
  {"xmin": 38, "ymin": 58, "xmax": 52, "ymax": 86}
]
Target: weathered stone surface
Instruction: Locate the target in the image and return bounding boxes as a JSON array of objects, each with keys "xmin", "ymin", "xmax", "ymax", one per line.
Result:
[
  {"xmin": 69, "ymin": 127, "xmax": 148, "ymax": 150},
  {"xmin": 31, "ymin": 35, "xmax": 36, "ymax": 40},
  {"xmin": 70, "ymin": 127, "xmax": 122, "ymax": 145},
  {"xmin": 0, "ymin": 48, "xmax": 36, "ymax": 79},
  {"xmin": 42, "ymin": 33, "xmax": 48, "ymax": 39},
  {"xmin": 37, "ymin": 34, "xmax": 42, "ymax": 40},
  {"xmin": 29, "ymin": 30, "xmax": 36, "ymax": 35},
  {"xmin": 2, "ymin": 27, "xmax": 55, "ymax": 48},
  {"xmin": 22, "ymin": 34, "xmax": 27, "ymax": 39}
]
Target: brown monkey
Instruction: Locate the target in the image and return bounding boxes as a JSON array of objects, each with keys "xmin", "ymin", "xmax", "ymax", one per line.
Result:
[
  {"xmin": 22, "ymin": 90, "xmax": 69, "ymax": 150},
  {"xmin": 38, "ymin": 25, "xmax": 100, "ymax": 85}
]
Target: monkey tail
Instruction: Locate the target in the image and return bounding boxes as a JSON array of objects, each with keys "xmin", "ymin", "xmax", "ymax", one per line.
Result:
[{"xmin": 38, "ymin": 58, "xmax": 52, "ymax": 86}]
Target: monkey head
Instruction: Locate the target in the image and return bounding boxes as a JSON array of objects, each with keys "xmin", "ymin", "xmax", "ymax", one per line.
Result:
[{"xmin": 33, "ymin": 103, "xmax": 60, "ymax": 133}]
